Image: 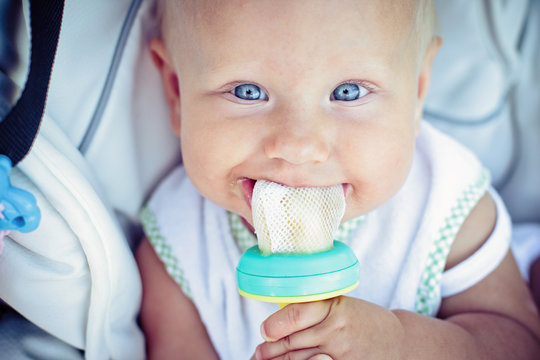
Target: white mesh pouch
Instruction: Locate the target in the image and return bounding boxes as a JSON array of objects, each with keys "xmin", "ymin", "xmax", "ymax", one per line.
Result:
[{"xmin": 252, "ymin": 180, "xmax": 345, "ymax": 255}]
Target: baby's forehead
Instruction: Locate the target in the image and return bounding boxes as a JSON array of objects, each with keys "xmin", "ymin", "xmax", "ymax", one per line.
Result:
[
  {"xmin": 163, "ymin": 0, "xmax": 429, "ymax": 70},
  {"xmin": 171, "ymin": 0, "xmax": 421, "ymax": 31}
]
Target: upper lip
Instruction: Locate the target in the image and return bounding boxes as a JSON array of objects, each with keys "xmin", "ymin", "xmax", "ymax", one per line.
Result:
[
  {"xmin": 245, "ymin": 175, "xmax": 342, "ymax": 189},
  {"xmin": 240, "ymin": 177, "xmax": 349, "ymax": 205}
]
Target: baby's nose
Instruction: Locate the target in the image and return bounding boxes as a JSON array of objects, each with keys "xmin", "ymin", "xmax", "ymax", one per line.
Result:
[{"xmin": 264, "ymin": 122, "xmax": 330, "ymax": 165}]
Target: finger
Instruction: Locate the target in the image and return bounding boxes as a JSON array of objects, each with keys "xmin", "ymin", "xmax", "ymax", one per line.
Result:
[
  {"xmin": 308, "ymin": 355, "xmax": 333, "ymax": 360},
  {"xmin": 255, "ymin": 346, "xmax": 326, "ymax": 360},
  {"xmin": 256, "ymin": 325, "xmax": 328, "ymax": 359},
  {"xmin": 261, "ymin": 301, "xmax": 331, "ymax": 342}
]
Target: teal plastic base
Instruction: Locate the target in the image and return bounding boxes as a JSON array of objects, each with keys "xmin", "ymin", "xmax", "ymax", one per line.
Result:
[{"xmin": 236, "ymin": 241, "xmax": 360, "ymax": 299}]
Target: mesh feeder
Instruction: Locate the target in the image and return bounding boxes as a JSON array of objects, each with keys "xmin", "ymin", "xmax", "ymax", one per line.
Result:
[{"xmin": 236, "ymin": 180, "xmax": 360, "ymax": 307}]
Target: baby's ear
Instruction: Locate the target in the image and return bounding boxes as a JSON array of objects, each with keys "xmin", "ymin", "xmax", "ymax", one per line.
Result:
[
  {"xmin": 150, "ymin": 38, "xmax": 182, "ymax": 136},
  {"xmin": 415, "ymin": 36, "xmax": 442, "ymax": 134}
]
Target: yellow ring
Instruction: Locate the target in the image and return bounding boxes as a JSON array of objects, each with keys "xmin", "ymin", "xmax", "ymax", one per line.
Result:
[{"xmin": 238, "ymin": 281, "xmax": 359, "ymax": 305}]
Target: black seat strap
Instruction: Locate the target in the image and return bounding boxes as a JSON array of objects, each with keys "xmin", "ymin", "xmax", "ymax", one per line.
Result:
[{"xmin": 0, "ymin": 0, "xmax": 65, "ymax": 165}]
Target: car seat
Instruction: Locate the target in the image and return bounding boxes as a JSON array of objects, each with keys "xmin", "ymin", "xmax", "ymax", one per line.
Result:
[{"xmin": 0, "ymin": 0, "xmax": 178, "ymax": 358}]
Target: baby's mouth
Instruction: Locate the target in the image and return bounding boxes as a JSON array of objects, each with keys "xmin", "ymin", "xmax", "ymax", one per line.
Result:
[
  {"xmin": 240, "ymin": 178, "xmax": 350, "ymax": 210},
  {"xmin": 240, "ymin": 178, "xmax": 256, "ymax": 209}
]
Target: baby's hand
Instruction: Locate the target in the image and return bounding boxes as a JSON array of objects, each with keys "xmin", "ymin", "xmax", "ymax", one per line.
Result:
[{"xmin": 253, "ymin": 297, "xmax": 405, "ymax": 360}]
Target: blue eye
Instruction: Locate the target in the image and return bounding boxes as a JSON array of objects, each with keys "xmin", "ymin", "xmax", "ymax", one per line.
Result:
[
  {"xmin": 234, "ymin": 84, "xmax": 268, "ymax": 100},
  {"xmin": 332, "ymin": 83, "xmax": 368, "ymax": 101}
]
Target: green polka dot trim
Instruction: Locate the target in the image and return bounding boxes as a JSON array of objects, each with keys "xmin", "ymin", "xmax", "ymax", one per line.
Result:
[
  {"xmin": 335, "ymin": 215, "xmax": 366, "ymax": 242},
  {"xmin": 228, "ymin": 212, "xmax": 257, "ymax": 252},
  {"xmin": 140, "ymin": 206, "xmax": 192, "ymax": 299},
  {"xmin": 228, "ymin": 212, "xmax": 365, "ymax": 251},
  {"xmin": 414, "ymin": 169, "xmax": 490, "ymax": 315}
]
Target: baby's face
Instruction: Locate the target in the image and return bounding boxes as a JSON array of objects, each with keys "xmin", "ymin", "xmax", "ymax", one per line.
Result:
[{"xmin": 158, "ymin": 0, "xmax": 435, "ymax": 225}]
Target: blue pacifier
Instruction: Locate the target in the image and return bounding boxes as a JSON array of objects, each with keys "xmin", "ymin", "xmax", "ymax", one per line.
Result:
[{"xmin": 0, "ymin": 155, "xmax": 41, "ymax": 232}]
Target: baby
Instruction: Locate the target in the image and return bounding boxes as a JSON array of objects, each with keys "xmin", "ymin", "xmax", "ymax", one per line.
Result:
[{"xmin": 136, "ymin": 0, "xmax": 540, "ymax": 359}]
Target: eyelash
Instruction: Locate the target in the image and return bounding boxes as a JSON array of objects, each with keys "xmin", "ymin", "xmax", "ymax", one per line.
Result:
[
  {"xmin": 220, "ymin": 80, "xmax": 377, "ymax": 103},
  {"xmin": 333, "ymin": 80, "xmax": 376, "ymax": 97},
  {"xmin": 221, "ymin": 81, "xmax": 268, "ymax": 104}
]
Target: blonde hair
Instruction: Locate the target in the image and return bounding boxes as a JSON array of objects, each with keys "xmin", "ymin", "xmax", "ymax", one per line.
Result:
[
  {"xmin": 414, "ymin": 0, "xmax": 438, "ymax": 51},
  {"xmin": 154, "ymin": 0, "xmax": 215, "ymax": 61}
]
